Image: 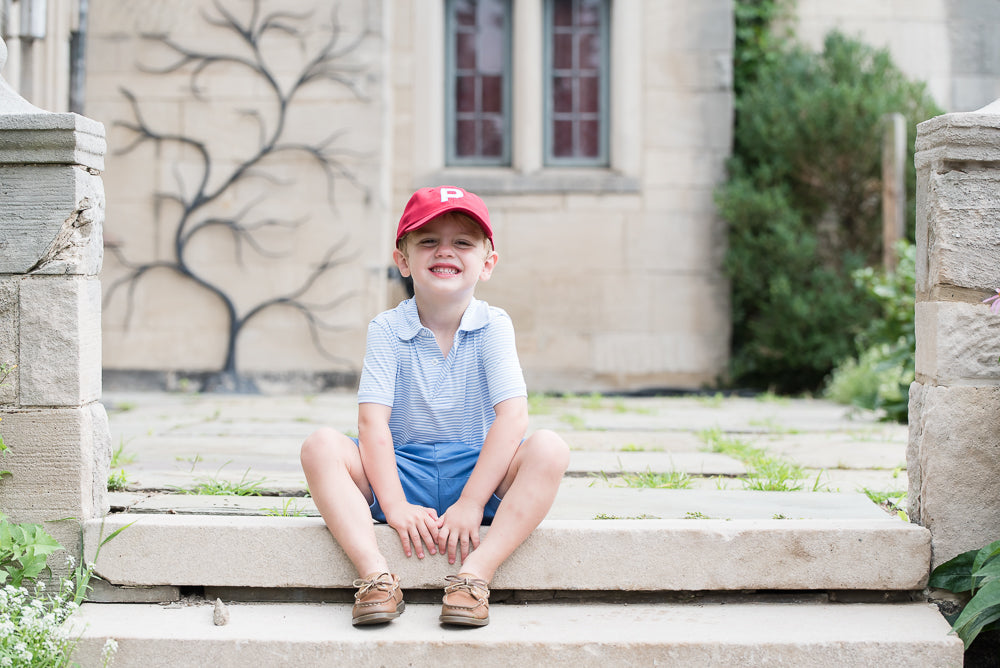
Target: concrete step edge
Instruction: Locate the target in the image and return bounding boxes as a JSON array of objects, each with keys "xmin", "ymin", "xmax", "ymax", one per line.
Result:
[
  {"xmin": 68, "ymin": 600, "xmax": 962, "ymax": 667},
  {"xmin": 84, "ymin": 515, "xmax": 931, "ymax": 592}
]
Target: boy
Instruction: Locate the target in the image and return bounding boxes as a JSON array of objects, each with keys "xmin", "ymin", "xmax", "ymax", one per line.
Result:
[{"xmin": 301, "ymin": 186, "xmax": 569, "ymax": 627}]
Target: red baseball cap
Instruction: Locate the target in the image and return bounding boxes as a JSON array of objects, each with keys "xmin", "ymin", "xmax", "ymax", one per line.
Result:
[{"xmin": 395, "ymin": 186, "xmax": 493, "ymax": 246}]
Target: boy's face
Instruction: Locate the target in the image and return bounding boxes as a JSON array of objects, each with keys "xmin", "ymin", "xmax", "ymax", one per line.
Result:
[{"xmin": 393, "ymin": 213, "xmax": 498, "ymax": 299}]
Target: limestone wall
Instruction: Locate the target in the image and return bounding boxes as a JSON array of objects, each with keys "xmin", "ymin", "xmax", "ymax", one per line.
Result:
[{"xmin": 911, "ymin": 101, "xmax": 1000, "ymax": 566}]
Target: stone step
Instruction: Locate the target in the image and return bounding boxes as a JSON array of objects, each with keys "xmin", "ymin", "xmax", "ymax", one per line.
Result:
[
  {"xmin": 84, "ymin": 509, "xmax": 930, "ymax": 594},
  {"xmin": 108, "ymin": 488, "xmax": 893, "ymax": 520},
  {"xmin": 68, "ymin": 600, "xmax": 963, "ymax": 667}
]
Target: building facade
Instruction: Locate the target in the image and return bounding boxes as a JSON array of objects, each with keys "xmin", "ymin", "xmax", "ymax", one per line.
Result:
[{"xmin": 4, "ymin": 0, "xmax": 997, "ymax": 393}]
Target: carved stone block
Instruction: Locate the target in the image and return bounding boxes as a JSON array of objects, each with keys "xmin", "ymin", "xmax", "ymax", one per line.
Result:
[
  {"xmin": 915, "ymin": 301, "xmax": 1000, "ymax": 385},
  {"xmin": 18, "ymin": 276, "xmax": 102, "ymax": 407},
  {"xmin": 0, "ymin": 402, "xmax": 111, "ymax": 523},
  {"xmin": 908, "ymin": 382, "xmax": 1000, "ymax": 566},
  {"xmin": 0, "ymin": 165, "xmax": 105, "ymax": 275}
]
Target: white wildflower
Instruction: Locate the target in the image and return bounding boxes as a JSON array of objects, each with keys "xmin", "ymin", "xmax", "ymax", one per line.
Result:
[{"xmin": 102, "ymin": 637, "xmax": 119, "ymax": 662}]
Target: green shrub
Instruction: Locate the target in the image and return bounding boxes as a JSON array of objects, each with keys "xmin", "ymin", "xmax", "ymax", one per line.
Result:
[
  {"xmin": 721, "ymin": 22, "xmax": 941, "ymax": 393},
  {"xmin": 719, "ymin": 175, "xmax": 876, "ymax": 391},
  {"xmin": 824, "ymin": 241, "xmax": 915, "ymax": 421}
]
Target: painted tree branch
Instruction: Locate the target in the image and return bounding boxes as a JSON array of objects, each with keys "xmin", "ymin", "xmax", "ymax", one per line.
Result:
[{"xmin": 105, "ymin": 0, "xmax": 373, "ymax": 389}]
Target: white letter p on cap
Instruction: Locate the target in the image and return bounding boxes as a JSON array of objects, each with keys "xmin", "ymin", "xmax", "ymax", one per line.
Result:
[{"xmin": 440, "ymin": 187, "xmax": 464, "ymax": 202}]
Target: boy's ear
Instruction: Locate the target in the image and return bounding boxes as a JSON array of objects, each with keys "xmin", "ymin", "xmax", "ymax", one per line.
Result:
[
  {"xmin": 392, "ymin": 247, "xmax": 412, "ymax": 278},
  {"xmin": 479, "ymin": 249, "xmax": 498, "ymax": 281}
]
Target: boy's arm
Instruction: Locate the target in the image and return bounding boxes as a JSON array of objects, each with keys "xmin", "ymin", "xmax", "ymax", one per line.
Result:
[
  {"xmin": 357, "ymin": 402, "xmax": 439, "ymax": 559},
  {"xmin": 437, "ymin": 395, "xmax": 529, "ymax": 564}
]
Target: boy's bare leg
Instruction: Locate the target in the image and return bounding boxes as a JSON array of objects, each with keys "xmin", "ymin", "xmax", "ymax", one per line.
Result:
[
  {"xmin": 458, "ymin": 429, "xmax": 569, "ymax": 582},
  {"xmin": 300, "ymin": 428, "xmax": 388, "ymax": 577}
]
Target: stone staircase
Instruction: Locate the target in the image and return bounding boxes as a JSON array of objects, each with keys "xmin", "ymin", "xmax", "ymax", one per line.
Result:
[
  {"xmin": 68, "ymin": 496, "xmax": 961, "ymax": 666},
  {"xmin": 66, "ymin": 394, "xmax": 964, "ymax": 665}
]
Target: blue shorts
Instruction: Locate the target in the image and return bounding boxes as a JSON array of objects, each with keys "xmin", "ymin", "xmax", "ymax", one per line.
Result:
[{"xmin": 352, "ymin": 440, "xmax": 502, "ymax": 525}]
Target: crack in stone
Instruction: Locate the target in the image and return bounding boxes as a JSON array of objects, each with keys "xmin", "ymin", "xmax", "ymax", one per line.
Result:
[{"xmin": 26, "ymin": 195, "xmax": 103, "ymax": 274}]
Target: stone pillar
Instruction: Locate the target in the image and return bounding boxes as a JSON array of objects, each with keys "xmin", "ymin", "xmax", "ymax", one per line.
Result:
[
  {"xmin": 0, "ymin": 36, "xmax": 110, "ymax": 568},
  {"xmin": 910, "ymin": 99, "xmax": 1000, "ymax": 568}
]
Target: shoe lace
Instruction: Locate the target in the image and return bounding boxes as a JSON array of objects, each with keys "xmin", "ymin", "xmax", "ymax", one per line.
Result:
[
  {"xmin": 443, "ymin": 574, "xmax": 490, "ymax": 600},
  {"xmin": 353, "ymin": 573, "xmax": 394, "ymax": 600}
]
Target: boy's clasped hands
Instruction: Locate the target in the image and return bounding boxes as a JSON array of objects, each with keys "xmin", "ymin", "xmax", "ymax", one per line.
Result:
[{"xmin": 383, "ymin": 498, "xmax": 483, "ymax": 564}]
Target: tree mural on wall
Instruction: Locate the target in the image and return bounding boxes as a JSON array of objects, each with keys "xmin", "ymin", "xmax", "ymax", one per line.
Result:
[{"xmin": 105, "ymin": 0, "xmax": 373, "ymax": 391}]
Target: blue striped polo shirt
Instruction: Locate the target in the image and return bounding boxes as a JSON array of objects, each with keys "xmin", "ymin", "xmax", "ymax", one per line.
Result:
[{"xmin": 357, "ymin": 297, "xmax": 527, "ymax": 448}]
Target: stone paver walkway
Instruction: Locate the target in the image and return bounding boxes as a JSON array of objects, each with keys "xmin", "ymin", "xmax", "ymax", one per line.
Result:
[{"xmin": 103, "ymin": 391, "xmax": 909, "ymax": 520}]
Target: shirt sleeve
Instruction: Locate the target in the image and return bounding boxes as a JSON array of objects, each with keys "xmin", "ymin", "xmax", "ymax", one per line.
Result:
[
  {"xmin": 357, "ymin": 319, "xmax": 397, "ymax": 407},
  {"xmin": 481, "ymin": 311, "xmax": 527, "ymax": 407}
]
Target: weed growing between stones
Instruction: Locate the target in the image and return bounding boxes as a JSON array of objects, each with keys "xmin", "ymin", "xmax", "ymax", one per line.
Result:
[
  {"xmin": 695, "ymin": 392, "xmax": 725, "ymax": 409},
  {"xmin": 106, "ymin": 440, "xmax": 135, "ymax": 492},
  {"xmin": 698, "ymin": 427, "xmax": 829, "ymax": 492},
  {"xmin": 106, "ymin": 470, "xmax": 130, "ymax": 493},
  {"xmin": 620, "ymin": 469, "xmax": 694, "ymax": 490},
  {"xmin": 176, "ymin": 461, "xmax": 269, "ymax": 496},
  {"xmin": 861, "ymin": 488, "xmax": 907, "ymax": 520},
  {"xmin": 266, "ymin": 499, "xmax": 306, "ymax": 517}
]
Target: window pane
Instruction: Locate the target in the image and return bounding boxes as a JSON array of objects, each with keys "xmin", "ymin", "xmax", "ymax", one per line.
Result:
[
  {"xmin": 553, "ymin": 1, "xmax": 573, "ymax": 26},
  {"xmin": 579, "ymin": 75, "xmax": 599, "ymax": 113},
  {"xmin": 456, "ymin": 32, "xmax": 477, "ymax": 69},
  {"xmin": 455, "ymin": 0, "xmax": 476, "ymax": 26},
  {"xmin": 478, "ymin": 22, "xmax": 504, "ymax": 72},
  {"xmin": 553, "ymin": 77, "xmax": 574, "ymax": 112},
  {"xmin": 579, "ymin": 32, "xmax": 600, "ymax": 70},
  {"xmin": 579, "ymin": 120, "xmax": 600, "ymax": 157},
  {"xmin": 456, "ymin": 119, "xmax": 478, "ymax": 156},
  {"xmin": 481, "ymin": 117, "xmax": 504, "ymax": 157},
  {"xmin": 447, "ymin": 0, "xmax": 511, "ymax": 165},
  {"xmin": 553, "ymin": 120, "xmax": 574, "ymax": 157},
  {"xmin": 456, "ymin": 76, "xmax": 477, "ymax": 113},
  {"xmin": 481, "ymin": 75, "xmax": 502, "ymax": 113},
  {"xmin": 553, "ymin": 33, "xmax": 573, "ymax": 69},
  {"xmin": 577, "ymin": 0, "xmax": 601, "ymax": 26}
]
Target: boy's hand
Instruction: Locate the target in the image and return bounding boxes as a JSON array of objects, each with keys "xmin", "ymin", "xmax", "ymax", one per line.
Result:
[
  {"xmin": 437, "ymin": 498, "xmax": 485, "ymax": 564},
  {"xmin": 383, "ymin": 502, "xmax": 440, "ymax": 559}
]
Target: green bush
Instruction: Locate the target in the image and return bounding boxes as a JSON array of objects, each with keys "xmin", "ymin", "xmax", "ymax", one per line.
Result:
[
  {"xmin": 719, "ymin": 176, "xmax": 874, "ymax": 391},
  {"xmin": 825, "ymin": 241, "xmax": 916, "ymax": 422},
  {"xmin": 721, "ymin": 19, "xmax": 941, "ymax": 393}
]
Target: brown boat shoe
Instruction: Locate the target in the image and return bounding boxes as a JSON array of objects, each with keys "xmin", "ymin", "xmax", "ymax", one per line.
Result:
[
  {"xmin": 352, "ymin": 572, "xmax": 404, "ymax": 626},
  {"xmin": 439, "ymin": 573, "xmax": 490, "ymax": 627}
]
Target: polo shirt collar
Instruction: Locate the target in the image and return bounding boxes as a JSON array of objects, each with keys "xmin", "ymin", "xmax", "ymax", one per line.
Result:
[{"xmin": 396, "ymin": 298, "xmax": 492, "ymax": 341}]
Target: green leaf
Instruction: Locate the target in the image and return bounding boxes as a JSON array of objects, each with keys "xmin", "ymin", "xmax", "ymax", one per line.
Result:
[
  {"xmin": 973, "ymin": 540, "xmax": 1000, "ymax": 574},
  {"xmin": 100, "ymin": 520, "xmax": 138, "ymax": 548},
  {"xmin": 973, "ymin": 555, "xmax": 1000, "ymax": 590},
  {"xmin": 952, "ymin": 579, "xmax": 1000, "ymax": 649},
  {"xmin": 930, "ymin": 548, "xmax": 979, "ymax": 593}
]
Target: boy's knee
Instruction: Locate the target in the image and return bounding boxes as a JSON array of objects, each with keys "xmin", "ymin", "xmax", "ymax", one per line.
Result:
[
  {"xmin": 524, "ymin": 429, "xmax": 570, "ymax": 474},
  {"xmin": 300, "ymin": 427, "xmax": 351, "ymax": 466}
]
